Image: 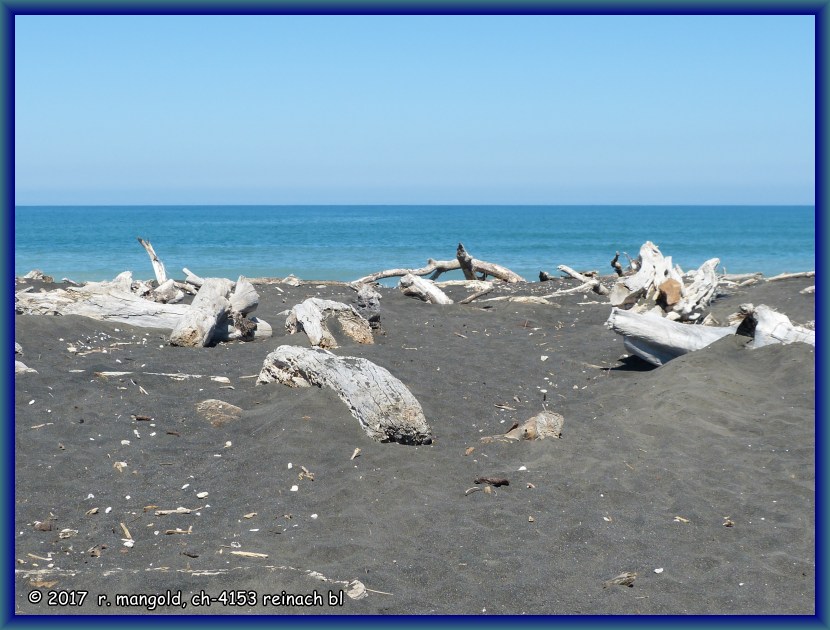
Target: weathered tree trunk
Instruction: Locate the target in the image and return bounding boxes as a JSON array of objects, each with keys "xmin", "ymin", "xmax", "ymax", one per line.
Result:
[
  {"xmin": 169, "ymin": 278, "xmax": 234, "ymax": 347},
  {"xmin": 286, "ymin": 298, "xmax": 374, "ymax": 348},
  {"xmin": 456, "ymin": 243, "xmax": 526, "ymax": 283},
  {"xmin": 257, "ymin": 345, "xmax": 433, "ymax": 445},
  {"xmin": 137, "ymin": 237, "xmax": 168, "ymax": 284},
  {"xmin": 605, "ymin": 307, "xmax": 737, "ymax": 366},
  {"xmin": 399, "ymin": 274, "xmax": 453, "ymax": 304}
]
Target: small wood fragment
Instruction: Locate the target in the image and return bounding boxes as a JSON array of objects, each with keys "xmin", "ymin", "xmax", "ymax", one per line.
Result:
[
  {"xmin": 474, "ymin": 476, "xmax": 510, "ymax": 487},
  {"xmin": 603, "ymin": 572, "xmax": 637, "ymax": 588},
  {"xmin": 230, "ymin": 550, "xmax": 268, "ymax": 558}
]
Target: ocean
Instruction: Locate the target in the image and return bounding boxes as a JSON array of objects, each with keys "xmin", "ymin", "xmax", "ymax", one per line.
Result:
[{"xmin": 13, "ymin": 205, "xmax": 815, "ymax": 284}]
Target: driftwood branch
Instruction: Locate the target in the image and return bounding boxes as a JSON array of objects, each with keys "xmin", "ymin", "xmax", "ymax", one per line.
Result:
[
  {"xmin": 766, "ymin": 271, "xmax": 815, "ymax": 282},
  {"xmin": 257, "ymin": 345, "xmax": 433, "ymax": 445},
  {"xmin": 137, "ymin": 237, "xmax": 168, "ymax": 284},
  {"xmin": 557, "ymin": 265, "xmax": 609, "ymax": 296},
  {"xmin": 355, "ymin": 259, "xmax": 461, "ymax": 284},
  {"xmin": 456, "ymin": 243, "xmax": 526, "ymax": 283}
]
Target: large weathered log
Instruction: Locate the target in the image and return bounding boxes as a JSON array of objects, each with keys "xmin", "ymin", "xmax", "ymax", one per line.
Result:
[
  {"xmin": 356, "ymin": 259, "xmax": 461, "ymax": 284},
  {"xmin": 137, "ymin": 237, "xmax": 168, "ymax": 284},
  {"xmin": 456, "ymin": 243, "xmax": 526, "ymax": 283},
  {"xmin": 399, "ymin": 274, "xmax": 453, "ymax": 304},
  {"xmin": 15, "ymin": 272, "xmax": 190, "ymax": 328},
  {"xmin": 605, "ymin": 307, "xmax": 737, "ymax": 366},
  {"xmin": 169, "ymin": 278, "xmax": 234, "ymax": 347},
  {"xmin": 766, "ymin": 271, "xmax": 815, "ymax": 282},
  {"xmin": 257, "ymin": 345, "xmax": 433, "ymax": 445},
  {"xmin": 286, "ymin": 298, "xmax": 373, "ymax": 348}
]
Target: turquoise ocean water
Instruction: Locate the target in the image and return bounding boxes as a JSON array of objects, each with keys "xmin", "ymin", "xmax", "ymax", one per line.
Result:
[{"xmin": 14, "ymin": 206, "xmax": 815, "ymax": 284}]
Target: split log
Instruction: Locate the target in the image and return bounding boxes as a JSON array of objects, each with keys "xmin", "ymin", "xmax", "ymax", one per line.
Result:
[
  {"xmin": 257, "ymin": 345, "xmax": 433, "ymax": 445},
  {"xmin": 399, "ymin": 274, "xmax": 453, "ymax": 304},
  {"xmin": 557, "ymin": 265, "xmax": 609, "ymax": 296},
  {"xmin": 356, "ymin": 259, "xmax": 461, "ymax": 284},
  {"xmin": 456, "ymin": 243, "xmax": 526, "ymax": 283},
  {"xmin": 605, "ymin": 307, "xmax": 737, "ymax": 366},
  {"xmin": 169, "ymin": 278, "xmax": 234, "ymax": 347},
  {"xmin": 137, "ymin": 237, "xmax": 168, "ymax": 284},
  {"xmin": 286, "ymin": 298, "xmax": 373, "ymax": 348}
]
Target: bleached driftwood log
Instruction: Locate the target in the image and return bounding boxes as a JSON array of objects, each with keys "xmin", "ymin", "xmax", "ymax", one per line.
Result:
[
  {"xmin": 456, "ymin": 243, "xmax": 526, "ymax": 283},
  {"xmin": 399, "ymin": 274, "xmax": 453, "ymax": 304},
  {"xmin": 607, "ymin": 303, "xmax": 815, "ymax": 366},
  {"xmin": 800, "ymin": 286, "xmax": 815, "ymax": 295},
  {"xmin": 257, "ymin": 345, "xmax": 433, "ymax": 445},
  {"xmin": 169, "ymin": 278, "xmax": 234, "ymax": 347},
  {"xmin": 15, "ymin": 272, "xmax": 190, "ymax": 328},
  {"xmin": 356, "ymin": 258, "xmax": 462, "ymax": 284},
  {"xmin": 609, "ymin": 241, "xmax": 718, "ymax": 321},
  {"xmin": 557, "ymin": 265, "xmax": 609, "ymax": 296},
  {"xmin": 606, "ymin": 307, "xmax": 736, "ymax": 366},
  {"xmin": 137, "ymin": 237, "xmax": 168, "ymax": 284},
  {"xmin": 15, "ymin": 271, "xmax": 270, "ymax": 344},
  {"xmin": 767, "ymin": 271, "xmax": 815, "ymax": 282},
  {"xmin": 15, "ymin": 360, "xmax": 37, "ymax": 375},
  {"xmin": 730, "ymin": 303, "xmax": 816, "ymax": 349},
  {"xmin": 286, "ymin": 298, "xmax": 374, "ymax": 348}
]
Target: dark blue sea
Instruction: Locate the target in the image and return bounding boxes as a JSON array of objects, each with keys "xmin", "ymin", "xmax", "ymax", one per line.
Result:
[{"xmin": 13, "ymin": 205, "xmax": 815, "ymax": 283}]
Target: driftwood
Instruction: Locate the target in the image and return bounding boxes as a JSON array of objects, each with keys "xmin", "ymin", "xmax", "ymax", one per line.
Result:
[
  {"xmin": 150, "ymin": 279, "xmax": 184, "ymax": 304},
  {"xmin": 286, "ymin": 298, "xmax": 374, "ymax": 348},
  {"xmin": 169, "ymin": 278, "xmax": 235, "ymax": 347},
  {"xmin": 353, "ymin": 284, "xmax": 382, "ymax": 330},
  {"xmin": 456, "ymin": 243, "xmax": 526, "ymax": 283},
  {"xmin": 183, "ymin": 267, "xmax": 205, "ymax": 288},
  {"xmin": 459, "ymin": 286, "xmax": 494, "ymax": 304},
  {"xmin": 557, "ymin": 265, "xmax": 609, "ymax": 296},
  {"xmin": 609, "ymin": 242, "xmax": 718, "ymax": 322},
  {"xmin": 607, "ymin": 303, "xmax": 815, "ymax": 366},
  {"xmin": 606, "ymin": 308, "xmax": 736, "ymax": 366},
  {"xmin": 15, "ymin": 272, "xmax": 190, "ymax": 328},
  {"xmin": 481, "ymin": 411, "xmax": 564, "ymax": 442},
  {"xmin": 356, "ymin": 259, "xmax": 461, "ymax": 284},
  {"xmin": 767, "ymin": 271, "xmax": 815, "ymax": 282},
  {"xmin": 137, "ymin": 237, "xmax": 168, "ymax": 284},
  {"xmin": 15, "ymin": 360, "xmax": 37, "ymax": 375},
  {"xmin": 257, "ymin": 345, "xmax": 433, "ymax": 445},
  {"xmin": 15, "ymin": 271, "xmax": 270, "ymax": 344},
  {"xmin": 800, "ymin": 286, "xmax": 815, "ymax": 295},
  {"xmin": 730, "ymin": 303, "xmax": 816, "ymax": 349},
  {"xmin": 399, "ymin": 274, "xmax": 453, "ymax": 304}
]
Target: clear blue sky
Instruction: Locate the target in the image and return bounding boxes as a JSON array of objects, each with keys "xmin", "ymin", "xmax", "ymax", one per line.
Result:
[{"xmin": 14, "ymin": 14, "xmax": 814, "ymax": 205}]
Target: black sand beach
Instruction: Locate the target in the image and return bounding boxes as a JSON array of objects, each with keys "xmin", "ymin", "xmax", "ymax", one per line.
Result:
[{"xmin": 13, "ymin": 275, "xmax": 815, "ymax": 615}]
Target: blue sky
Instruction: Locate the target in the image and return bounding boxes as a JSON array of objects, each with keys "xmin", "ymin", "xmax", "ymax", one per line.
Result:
[{"xmin": 14, "ymin": 14, "xmax": 815, "ymax": 205}]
